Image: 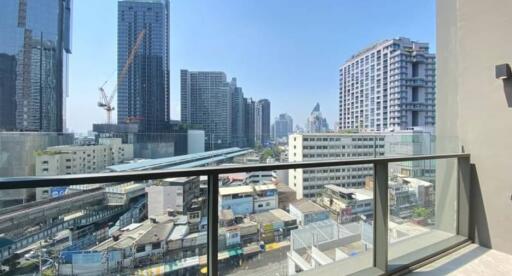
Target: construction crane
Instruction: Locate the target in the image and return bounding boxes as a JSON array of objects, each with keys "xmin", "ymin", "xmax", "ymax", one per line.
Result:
[{"xmin": 98, "ymin": 29, "xmax": 146, "ymax": 124}]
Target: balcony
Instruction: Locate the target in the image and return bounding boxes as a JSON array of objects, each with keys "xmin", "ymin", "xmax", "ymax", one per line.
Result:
[{"xmin": 0, "ymin": 153, "xmax": 472, "ymax": 275}]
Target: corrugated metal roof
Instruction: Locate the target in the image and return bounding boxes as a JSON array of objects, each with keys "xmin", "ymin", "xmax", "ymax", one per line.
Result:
[
  {"xmin": 168, "ymin": 225, "xmax": 189, "ymax": 241},
  {"xmin": 107, "ymin": 147, "xmax": 251, "ymax": 172}
]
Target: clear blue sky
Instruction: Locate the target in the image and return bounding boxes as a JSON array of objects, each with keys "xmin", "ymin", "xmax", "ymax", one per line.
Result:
[{"xmin": 68, "ymin": 0, "xmax": 435, "ymax": 133}]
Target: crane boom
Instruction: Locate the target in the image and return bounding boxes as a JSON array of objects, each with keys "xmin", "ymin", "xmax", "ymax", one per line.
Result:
[
  {"xmin": 108, "ymin": 29, "xmax": 146, "ymax": 104},
  {"xmin": 97, "ymin": 29, "xmax": 146, "ymax": 124}
]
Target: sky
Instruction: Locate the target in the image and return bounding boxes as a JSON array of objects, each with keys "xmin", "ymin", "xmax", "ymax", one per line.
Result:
[{"xmin": 67, "ymin": 0, "xmax": 436, "ymax": 133}]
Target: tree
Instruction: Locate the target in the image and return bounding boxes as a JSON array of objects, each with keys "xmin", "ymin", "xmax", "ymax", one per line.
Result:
[
  {"xmin": 413, "ymin": 207, "xmax": 431, "ymax": 219},
  {"xmin": 260, "ymin": 148, "xmax": 274, "ymax": 162}
]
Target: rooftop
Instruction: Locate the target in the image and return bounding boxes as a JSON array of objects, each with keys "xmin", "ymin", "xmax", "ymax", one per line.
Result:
[
  {"xmin": 402, "ymin": 177, "xmax": 433, "ymax": 187},
  {"xmin": 324, "ymin": 184, "xmax": 373, "ymax": 201},
  {"xmin": 107, "ymin": 147, "xmax": 252, "ymax": 172},
  {"xmin": 219, "ymin": 183, "xmax": 276, "ymax": 196},
  {"xmin": 250, "ymin": 208, "xmax": 296, "ymax": 225},
  {"xmin": 219, "ymin": 185, "xmax": 253, "ymax": 196},
  {"xmin": 290, "ymin": 199, "xmax": 326, "ymax": 214},
  {"xmin": 136, "ymin": 220, "xmax": 174, "ymax": 245}
]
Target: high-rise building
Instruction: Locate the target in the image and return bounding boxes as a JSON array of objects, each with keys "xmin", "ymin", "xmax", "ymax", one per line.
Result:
[
  {"xmin": 181, "ymin": 70, "xmax": 232, "ymax": 150},
  {"xmin": 117, "ymin": 0, "xmax": 170, "ymax": 133},
  {"xmin": 244, "ymin": 98, "xmax": 256, "ymax": 148},
  {"xmin": 339, "ymin": 37, "xmax": 436, "ymax": 132},
  {"xmin": 306, "ymin": 103, "xmax": 329, "ymax": 133},
  {"xmin": 273, "ymin": 113, "xmax": 293, "ymax": 141},
  {"xmin": 0, "ymin": 0, "xmax": 72, "ymax": 132},
  {"xmin": 255, "ymin": 99, "xmax": 271, "ymax": 146},
  {"xmin": 230, "ymin": 78, "xmax": 246, "ymax": 147}
]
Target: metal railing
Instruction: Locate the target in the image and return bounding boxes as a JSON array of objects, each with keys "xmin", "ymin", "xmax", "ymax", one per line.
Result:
[{"xmin": 0, "ymin": 153, "xmax": 471, "ymax": 275}]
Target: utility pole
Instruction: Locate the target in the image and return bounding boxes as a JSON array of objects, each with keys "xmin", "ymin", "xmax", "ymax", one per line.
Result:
[{"xmin": 38, "ymin": 241, "xmax": 43, "ymax": 275}]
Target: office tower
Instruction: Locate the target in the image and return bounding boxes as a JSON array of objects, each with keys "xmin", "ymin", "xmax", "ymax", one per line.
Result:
[
  {"xmin": 255, "ymin": 99, "xmax": 271, "ymax": 146},
  {"xmin": 273, "ymin": 113, "xmax": 293, "ymax": 140},
  {"xmin": 230, "ymin": 78, "xmax": 246, "ymax": 147},
  {"xmin": 306, "ymin": 103, "xmax": 329, "ymax": 133},
  {"xmin": 181, "ymin": 70, "xmax": 232, "ymax": 150},
  {"xmin": 244, "ymin": 98, "xmax": 256, "ymax": 148},
  {"xmin": 117, "ymin": 0, "xmax": 170, "ymax": 133},
  {"xmin": 339, "ymin": 37, "xmax": 436, "ymax": 132},
  {"xmin": 0, "ymin": 0, "xmax": 72, "ymax": 132}
]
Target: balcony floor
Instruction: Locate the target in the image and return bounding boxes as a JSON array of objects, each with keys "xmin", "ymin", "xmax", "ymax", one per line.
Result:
[{"xmin": 409, "ymin": 244, "xmax": 512, "ymax": 275}]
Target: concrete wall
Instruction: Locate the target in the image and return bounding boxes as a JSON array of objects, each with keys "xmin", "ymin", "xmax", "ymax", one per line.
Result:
[{"xmin": 437, "ymin": 0, "xmax": 512, "ymax": 254}]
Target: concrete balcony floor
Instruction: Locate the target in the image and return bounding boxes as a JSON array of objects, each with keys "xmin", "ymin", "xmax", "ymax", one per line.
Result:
[{"xmin": 409, "ymin": 244, "xmax": 512, "ymax": 275}]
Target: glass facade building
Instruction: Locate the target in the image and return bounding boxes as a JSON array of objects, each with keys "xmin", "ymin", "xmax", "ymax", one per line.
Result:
[
  {"xmin": 117, "ymin": 0, "xmax": 170, "ymax": 133},
  {"xmin": 181, "ymin": 70, "xmax": 232, "ymax": 150},
  {"xmin": 0, "ymin": 0, "xmax": 72, "ymax": 132}
]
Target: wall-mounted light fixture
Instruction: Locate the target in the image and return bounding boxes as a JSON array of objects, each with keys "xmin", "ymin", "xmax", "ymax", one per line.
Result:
[{"xmin": 496, "ymin": 64, "xmax": 512, "ymax": 80}]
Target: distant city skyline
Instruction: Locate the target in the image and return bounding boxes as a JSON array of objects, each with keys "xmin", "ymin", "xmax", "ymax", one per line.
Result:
[{"xmin": 67, "ymin": 0, "xmax": 435, "ymax": 133}]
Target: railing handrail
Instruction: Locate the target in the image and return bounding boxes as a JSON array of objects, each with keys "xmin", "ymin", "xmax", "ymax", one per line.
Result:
[{"xmin": 0, "ymin": 153, "xmax": 469, "ymax": 189}]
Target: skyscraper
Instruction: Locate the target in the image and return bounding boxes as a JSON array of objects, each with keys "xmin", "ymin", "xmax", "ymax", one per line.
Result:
[
  {"xmin": 255, "ymin": 99, "xmax": 271, "ymax": 146},
  {"xmin": 0, "ymin": 0, "xmax": 72, "ymax": 132},
  {"xmin": 273, "ymin": 113, "xmax": 293, "ymax": 140},
  {"xmin": 306, "ymin": 103, "xmax": 329, "ymax": 133},
  {"xmin": 117, "ymin": 0, "xmax": 170, "ymax": 133},
  {"xmin": 339, "ymin": 37, "xmax": 436, "ymax": 132},
  {"xmin": 244, "ymin": 97, "xmax": 256, "ymax": 148},
  {"xmin": 181, "ymin": 70, "xmax": 232, "ymax": 150},
  {"xmin": 230, "ymin": 78, "xmax": 246, "ymax": 147}
]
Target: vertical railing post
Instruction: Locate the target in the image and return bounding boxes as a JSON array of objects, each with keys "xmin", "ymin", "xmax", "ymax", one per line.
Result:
[
  {"xmin": 457, "ymin": 156, "xmax": 471, "ymax": 239},
  {"xmin": 207, "ymin": 173, "xmax": 219, "ymax": 276},
  {"xmin": 373, "ymin": 161, "xmax": 388, "ymax": 272}
]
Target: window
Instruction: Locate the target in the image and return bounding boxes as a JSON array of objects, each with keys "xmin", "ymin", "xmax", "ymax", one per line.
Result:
[
  {"xmin": 152, "ymin": 242, "xmax": 161, "ymax": 250},
  {"xmin": 412, "ymin": 87, "xmax": 419, "ymax": 102},
  {"xmin": 412, "ymin": 111, "xmax": 419, "ymax": 126},
  {"xmin": 136, "ymin": 245, "xmax": 145, "ymax": 253}
]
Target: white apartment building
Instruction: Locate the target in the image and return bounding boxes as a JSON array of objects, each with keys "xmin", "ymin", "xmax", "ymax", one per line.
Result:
[
  {"xmin": 288, "ymin": 131, "xmax": 435, "ymax": 200},
  {"xmin": 289, "ymin": 133, "xmax": 385, "ymax": 199},
  {"xmin": 36, "ymin": 138, "xmax": 133, "ymax": 176},
  {"xmin": 35, "ymin": 138, "xmax": 133, "ymax": 200},
  {"xmin": 339, "ymin": 37, "xmax": 436, "ymax": 132}
]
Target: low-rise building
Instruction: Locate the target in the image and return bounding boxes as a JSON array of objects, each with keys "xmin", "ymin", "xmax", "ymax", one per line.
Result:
[
  {"xmin": 244, "ymin": 171, "xmax": 277, "ymax": 185},
  {"xmin": 276, "ymin": 183, "xmax": 297, "ymax": 211},
  {"xmin": 317, "ymin": 185, "xmax": 374, "ymax": 223},
  {"xmin": 146, "ymin": 176, "xmax": 201, "ymax": 217},
  {"xmin": 250, "ymin": 209, "xmax": 298, "ymax": 243},
  {"xmin": 93, "ymin": 216, "xmax": 175, "ymax": 268},
  {"xmin": 289, "ymin": 199, "xmax": 330, "ymax": 227},
  {"xmin": 219, "ymin": 184, "xmax": 278, "ymax": 216}
]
